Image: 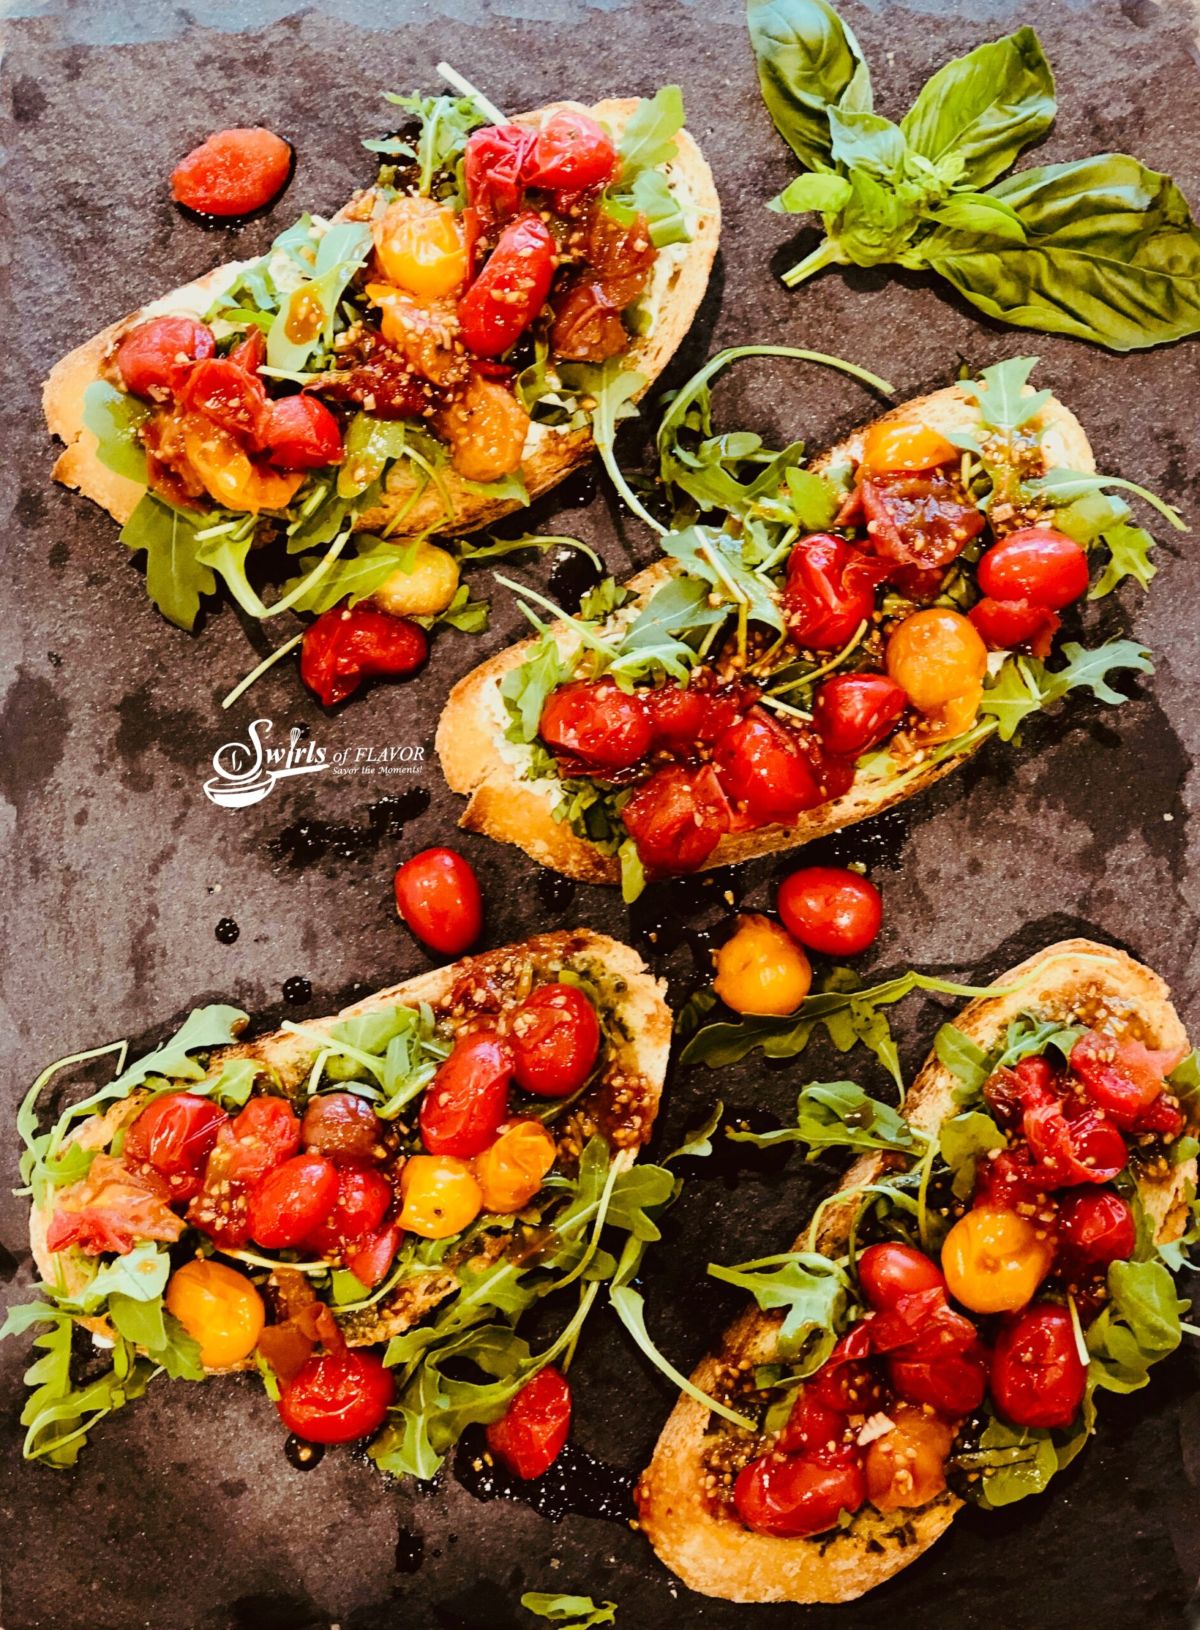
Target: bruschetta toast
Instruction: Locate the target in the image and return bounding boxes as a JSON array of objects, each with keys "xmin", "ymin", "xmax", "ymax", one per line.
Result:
[{"xmin": 637, "ymin": 938, "xmax": 1196, "ymax": 1602}]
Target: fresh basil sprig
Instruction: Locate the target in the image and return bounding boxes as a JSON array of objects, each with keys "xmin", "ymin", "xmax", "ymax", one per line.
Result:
[{"xmin": 752, "ymin": 0, "xmax": 1200, "ymax": 350}]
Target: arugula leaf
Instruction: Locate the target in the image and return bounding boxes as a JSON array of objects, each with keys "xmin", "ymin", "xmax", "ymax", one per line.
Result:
[
  {"xmin": 82, "ymin": 380, "xmax": 150, "ymax": 484},
  {"xmin": 119, "ymin": 495, "xmax": 219, "ymax": 632},
  {"xmin": 708, "ymin": 1251, "xmax": 850, "ymax": 1367},
  {"xmin": 558, "ymin": 360, "xmax": 657, "ymax": 531},
  {"xmin": 614, "ymin": 86, "xmax": 686, "ymax": 183},
  {"xmin": 1021, "ymin": 466, "xmax": 1186, "ymax": 533},
  {"xmin": 1088, "ymin": 522, "xmax": 1157, "ymax": 600},
  {"xmin": 664, "ymin": 525, "xmax": 784, "ymax": 633},
  {"xmin": 979, "ymin": 640, "xmax": 1154, "ymax": 742},
  {"xmin": 266, "ymin": 220, "xmax": 373, "ymax": 373},
  {"xmin": 934, "ymin": 1022, "xmax": 991, "ymax": 1098},
  {"xmin": 281, "ymin": 534, "xmax": 422, "ymax": 614},
  {"xmin": 500, "ymin": 632, "xmax": 571, "ymax": 743},
  {"xmin": 454, "ymin": 532, "xmax": 603, "ymax": 571},
  {"xmin": 954, "ymin": 1415, "xmax": 1063, "ymax": 1508},
  {"xmin": 1086, "ymin": 1258, "xmax": 1186, "ymax": 1393},
  {"xmin": 609, "ymin": 1285, "xmax": 754, "ymax": 1427},
  {"xmin": 938, "ymin": 1110, "xmax": 1006, "ymax": 1199},
  {"xmin": 728, "ymin": 1080, "xmax": 918, "ymax": 1158},
  {"xmin": 958, "ymin": 355, "xmax": 1050, "ymax": 434},
  {"xmin": 665, "ymin": 1101, "xmax": 724, "ymax": 1164},
  {"xmin": 521, "ymin": 1593, "xmax": 617, "ymax": 1628},
  {"xmin": 378, "ymin": 89, "xmax": 485, "ymax": 197},
  {"xmin": 747, "ymin": 0, "xmax": 872, "ymax": 172}
]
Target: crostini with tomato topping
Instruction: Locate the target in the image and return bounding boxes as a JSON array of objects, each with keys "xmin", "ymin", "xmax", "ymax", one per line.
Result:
[{"xmin": 637, "ymin": 938, "xmax": 1196, "ymax": 1602}]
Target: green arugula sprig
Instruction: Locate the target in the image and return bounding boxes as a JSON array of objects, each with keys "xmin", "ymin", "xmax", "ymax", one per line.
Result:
[
  {"xmin": 522, "ymin": 1595, "xmax": 617, "ymax": 1629},
  {"xmin": 751, "ymin": 0, "xmax": 1200, "ymax": 350}
]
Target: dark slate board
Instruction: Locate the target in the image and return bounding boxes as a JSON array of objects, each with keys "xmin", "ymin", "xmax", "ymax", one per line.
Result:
[{"xmin": 2, "ymin": 1, "xmax": 1199, "ymax": 1626}]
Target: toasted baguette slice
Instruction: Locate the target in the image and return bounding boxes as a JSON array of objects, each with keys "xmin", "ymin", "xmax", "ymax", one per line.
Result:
[
  {"xmin": 43, "ymin": 99, "xmax": 720, "ymax": 542},
  {"xmin": 30, "ymin": 928, "xmax": 670, "ymax": 1367},
  {"xmin": 637, "ymin": 938, "xmax": 1193, "ymax": 1604},
  {"xmin": 436, "ymin": 383, "xmax": 1095, "ymax": 883}
]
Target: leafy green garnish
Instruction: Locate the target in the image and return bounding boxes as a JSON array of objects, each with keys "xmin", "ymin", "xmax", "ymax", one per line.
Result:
[
  {"xmin": 979, "ymin": 640, "xmax": 1153, "ymax": 742},
  {"xmin": 727, "ymin": 1080, "xmax": 919, "ymax": 1158},
  {"xmin": 376, "ymin": 88, "xmax": 486, "ymax": 197},
  {"xmin": 521, "ymin": 1594, "xmax": 617, "ymax": 1629},
  {"xmin": 708, "ymin": 1250, "xmax": 851, "ymax": 1368}
]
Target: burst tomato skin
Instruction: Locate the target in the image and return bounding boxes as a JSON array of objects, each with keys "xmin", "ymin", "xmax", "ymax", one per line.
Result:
[
  {"xmin": 623, "ymin": 764, "xmax": 730, "ymax": 874},
  {"xmin": 303, "ymin": 1166, "xmax": 393, "ymax": 1255},
  {"xmin": 263, "ymin": 394, "xmax": 344, "ymax": 469},
  {"xmin": 857, "ymin": 1243, "xmax": 945, "ymax": 1311},
  {"xmin": 776, "ymin": 1390, "xmax": 854, "ymax": 1460},
  {"xmin": 116, "ymin": 317, "xmax": 216, "ymax": 399},
  {"xmin": 1069, "ymin": 1031, "xmax": 1175, "ymax": 1129},
  {"xmin": 509, "ymin": 984, "xmax": 601, "ymax": 1098},
  {"xmin": 300, "ymin": 602, "xmax": 428, "ymax": 707},
  {"xmin": 219, "ymin": 1097, "xmax": 302, "ymax": 1183},
  {"xmin": 464, "ymin": 125, "xmax": 536, "ymax": 232},
  {"xmin": 714, "ymin": 710, "xmax": 826, "ymax": 826},
  {"xmin": 485, "ymin": 1364, "xmax": 573, "ymax": 1478},
  {"xmin": 889, "ymin": 1345, "xmax": 988, "ymax": 1416},
  {"xmin": 124, "ymin": 1093, "xmax": 228, "ymax": 1180},
  {"xmin": 394, "ymin": 847, "xmax": 483, "ymax": 955},
  {"xmin": 1057, "ymin": 1189, "xmax": 1136, "ymax": 1270},
  {"xmin": 247, "ymin": 1153, "xmax": 339, "ymax": 1249},
  {"xmin": 777, "ymin": 865, "xmax": 883, "ymax": 957},
  {"xmin": 301, "ymin": 1092, "xmax": 386, "ymax": 1163},
  {"xmin": 277, "ymin": 1349, "xmax": 395, "ymax": 1444},
  {"xmin": 969, "ymin": 596, "xmax": 1060, "ymax": 660},
  {"xmin": 525, "ymin": 111, "xmax": 616, "ymax": 191},
  {"xmin": 783, "ymin": 535, "xmax": 888, "ymax": 651},
  {"xmin": 344, "ymin": 1221, "xmax": 405, "ymax": 1288},
  {"xmin": 171, "ymin": 126, "xmax": 293, "ymax": 217},
  {"xmin": 809, "ymin": 1329, "xmax": 884, "ymax": 1415},
  {"xmin": 419, "ymin": 1033, "xmax": 513, "ymax": 1157},
  {"xmin": 457, "ymin": 214, "xmax": 556, "ymax": 358},
  {"xmin": 733, "ymin": 1452, "xmax": 866, "ymax": 1538},
  {"xmin": 811, "ymin": 673, "xmax": 908, "ymax": 757},
  {"xmin": 991, "ymin": 1303, "xmax": 1087, "ymax": 1429},
  {"xmin": 539, "ymin": 679, "xmax": 652, "ymax": 772},
  {"xmin": 864, "ymin": 1406, "xmax": 954, "ymax": 1511},
  {"xmin": 977, "ymin": 527, "xmax": 1089, "ymax": 609}
]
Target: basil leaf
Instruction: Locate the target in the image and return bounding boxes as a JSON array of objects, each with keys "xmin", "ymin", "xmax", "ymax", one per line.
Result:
[
  {"xmin": 827, "ymin": 107, "xmax": 906, "ymax": 178},
  {"xmin": 772, "ymin": 171, "xmax": 853, "ymax": 214},
  {"xmin": 926, "ymin": 192, "xmax": 1027, "ymax": 243},
  {"xmin": 900, "ymin": 27, "xmax": 1055, "ymax": 188},
  {"xmin": 747, "ymin": 0, "xmax": 872, "ymax": 172},
  {"xmin": 708, "ymin": 1251, "xmax": 850, "ymax": 1366}
]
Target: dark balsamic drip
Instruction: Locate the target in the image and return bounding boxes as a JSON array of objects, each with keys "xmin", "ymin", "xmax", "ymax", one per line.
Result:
[
  {"xmin": 282, "ymin": 976, "xmax": 312, "ymax": 1006},
  {"xmin": 453, "ymin": 1433, "xmax": 634, "ymax": 1524},
  {"xmin": 535, "ymin": 868, "xmax": 576, "ymax": 913},
  {"xmin": 781, "ymin": 804, "xmax": 912, "ymax": 874},
  {"xmin": 548, "ymin": 547, "xmax": 604, "ymax": 614},
  {"xmin": 393, "ymin": 1528, "xmax": 424, "ymax": 1574},
  {"xmin": 269, "ymin": 788, "xmax": 431, "ymax": 870},
  {"xmin": 215, "ymin": 917, "xmax": 240, "ymax": 945},
  {"xmin": 627, "ymin": 866, "xmax": 751, "ymax": 976},
  {"xmin": 284, "ymin": 1435, "xmax": 325, "ymax": 1471},
  {"xmin": 552, "ymin": 466, "xmax": 600, "ymax": 510}
]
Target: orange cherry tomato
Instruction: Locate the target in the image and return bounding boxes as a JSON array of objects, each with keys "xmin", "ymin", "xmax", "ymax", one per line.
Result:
[
  {"xmin": 372, "ymin": 196, "xmax": 469, "ymax": 299},
  {"xmin": 885, "ymin": 608, "xmax": 988, "ymax": 713},
  {"xmin": 864, "ymin": 1405, "xmax": 955, "ymax": 1512},
  {"xmin": 398, "ymin": 1154, "xmax": 483, "ymax": 1238},
  {"xmin": 861, "ymin": 418, "xmax": 958, "ymax": 475},
  {"xmin": 475, "ymin": 1120, "xmax": 557, "ymax": 1213},
  {"xmin": 713, "ymin": 915, "xmax": 812, "ymax": 1016},
  {"xmin": 181, "ymin": 420, "xmax": 304, "ymax": 513},
  {"xmin": 941, "ymin": 1207, "xmax": 1054, "ymax": 1314},
  {"xmin": 165, "ymin": 1259, "xmax": 265, "ymax": 1369}
]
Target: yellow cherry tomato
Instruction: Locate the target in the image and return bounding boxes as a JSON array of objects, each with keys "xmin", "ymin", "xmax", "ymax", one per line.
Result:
[
  {"xmin": 864, "ymin": 1405, "xmax": 955, "ymax": 1512},
  {"xmin": 165, "ymin": 1259, "xmax": 265, "ymax": 1370},
  {"xmin": 860, "ymin": 418, "xmax": 958, "ymax": 475},
  {"xmin": 941, "ymin": 1207, "xmax": 1054, "ymax": 1314},
  {"xmin": 399, "ymin": 1154, "xmax": 483, "ymax": 1239},
  {"xmin": 182, "ymin": 422, "xmax": 304, "ymax": 514},
  {"xmin": 475, "ymin": 1120, "xmax": 558, "ymax": 1214},
  {"xmin": 373, "ymin": 196, "xmax": 468, "ymax": 299},
  {"xmin": 371, "ymin": 541, "xmax": 461, "ymax": 618},
  {"xmin": 921, "ymin": 680, "xmax": 983, "ymax": 744},
  {"xmin": 885, "ymin": 608, "xmax": 988, "ymax": 713},
  {"xmin": 713, "ymin": 914, "xmax": 812, "ymax": 1016}
]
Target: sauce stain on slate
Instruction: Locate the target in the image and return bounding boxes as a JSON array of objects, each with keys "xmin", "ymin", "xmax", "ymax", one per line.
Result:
[
  {"xmin": 269, "ymin": 788, "xmax": 431, "ymax": 869},
  {"xmin": 548, "ymin": 547, "xmax": 604, "ymax": 614},
  {"xmin": 394, "ymin": 1527, "xmax": 424, "ymax": 1574},
  {"xmin": 455, "ymin": 1433, "xmax": 635, "ymax": 1524},
  {"xmin": 283, "ymin": 1435, "xmax": 324, "ymax": 1471},
  {"xmin": 215, "ymin": 917, "xmax": 240, "ymax": 944},
  {"xmin": 282, "ymin": 976, "xmax": 312, "ymax": 1005}
]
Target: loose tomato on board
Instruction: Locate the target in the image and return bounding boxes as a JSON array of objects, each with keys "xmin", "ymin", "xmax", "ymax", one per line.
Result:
[
  {"xmin": 777, "ymin": 866, "xmax": 883, "ymax": 958},
  {"xmin": 509, "ymin": 983, "xmax": 601, "ymax": 1098},
  {"xmin": 247, "ymin": 1153, "xmax": 339, "ymax": 1249},
  {"xmin": 304, "ymin": 1166, "xmax": 393, "ymax": 1255},
  {"xmin": 539, "ymin": 679, "xmax": 652, "ymax": 773},
  {"xmin": 419, "ymin": 1034, "xmax": 513, "ymax": 1158},
  {"xmin": 991, "ymin": 1303, "xmax": 1087, "ymax": 1430},
  {"xmin": 622, "ymin": 764, "xmax": 730, "ymax": 874},
  {"xmin": 811, "ymin": 673, "xmax": 908, "ymax": 758},
  {"xmin": 124, "ymin": 1093, "xmax": 228, "ymax": 1189},
  {"xmin": 164, "ymin": 1259, "xmax": 265, "ymax": 1369},
  {"xmin": 486, "ymin": 1365, "xmax": 573, "ymax": 1479},
  {"xmin": 782, "ymin": 535, "xmax": 889, "ymax": 651},
  {"xmin": 733, "ymin": 1452, "xmax": 866, "ymax": 1538},
  {"xmin": 277, "ymin": 1349, "xmax": 395, "ymax": 1444},
  {"xmin": 525, "ymin": 111, "xmax": 616, "ymax": 191},
  {"xmin": 464, "ymin": 124, "xmax": 536, "ymax": 232},
  {"xmin": 977, "ymin": 527, "xmax": 1090, "ymax": 609},
  {"xmin": 968, "ymin": 596, "xmax": 1060, "ymax": 660},
  {"xmin": 713, "ymin": 915, "xmax": 812, "ymax": 1017},
  {"xmin": 857, "ymin": 1243, "xmax": 945, "ymax": 1311},
  {"xmin": 115, "ymin": 316, "xmax": 216, "ymax": 399},
  {"xmin": 300, "ymin": 602, "xmax": 428, "ymax": 707},
  {"xmin": 394, "ymin": 847, "xmax": 484, "ymax": 956},
  {"xmin": 262, "ymin": 395, "xmax": 344, "ymax": 470},
  {"xmin": 1057, "ymin": 1189, "xmax": 1136, "ymax": 1271},
  {"xmin": 457, "ymin": 214, "xmax": 556, "ymax": 358},
  {"xmin": 171, "ymin": 127, "xmax": 293, "ymax": 217}
]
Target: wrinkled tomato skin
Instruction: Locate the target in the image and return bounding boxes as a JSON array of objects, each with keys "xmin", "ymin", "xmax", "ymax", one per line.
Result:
[
  {"xmin": 623, "ymin": 764, "xmax": 730, "ymax": 874},
  {"xmin": 394, "ymin": 847, "xmax": 483, "ymax": 956},
  {"xmin": 486, "ymin": 1364, "xmax": 572, "ymax": 1478},
  {"xmin": 991, "ymin": 1303, "xmax": 1087, "ymax": 1430},
  {"xmin": 539, "ymin": 679, "xmax": 652, "ymax": 772},
  {"xmin": 714, "ymin": 710, "xmax": 827, "ymax": 826},
  {"xmin": 345, "ymin": 1221, "xmax": 405, "ymax": 1288},
  {"xmin": 889, "ymin": 1345, "xmax": 988, "ymax": 1417},
  {"xmin": 115, "ymin": 317, "xmax": 216, "ymax": 399},
  {"xmin": 977, "ymin": 527, "xmax": 1090, "ymax": 609},
  {"xmin": 812, "ymin": 673, "xmax": 907, "ymax": 758},
  {"xmin": 247, "ymin": 1153, "xmax": 339, "ymax": 1249},
  {"xmin": 171, "ymin": 126, "xmax": 293, "ymax": 217},
  {"xmin": 178, "ymin": 357, "xmax": 269, "ymax": 448},
  {"xmin": 809, "ymin": 1331, "xmax": 883, "ymax": 1415},
  {"xmin": 983, "ymin": 1057, "xmax": 1059, "ymax": 1128},
  {"xmin": 124, "ymin": 1093, "xmax": 228, "ymax": 1180},
  {"xmin": 857, "ymin": 1243, "xmax": 945, "ymax": 1311},
  {"xmin": 458, "ymin": 214, "xmax": 557, "ymax": 358},
  {"xmin": 969, "ymin": 596, "xmax": 1060, "ymax": 660},
  {"xmin": 301, "ymin": 1092, "xmax": 386, "ymax": 1163},
  {"xmin": 776, "ymin": 1390, "xmax": 855, "ymax": 1460},
  {"xmin": 1070, "ymin": 1031, "xmax": 1171, "ymax": 1129},
  {"xmin": 783, "ymin": 535, "xmax": 888, "ymax": 651},
  {"xmin": 1057, "ymin": 1189, "xmax": 1136, "ymax": 1271},
  {"xmin": 1023, "ymin": 1102, "xmax": 1127, "ymax": 1187},
  {"xmin": 644, "ymin": 683, "xmax": 755, "ymax": 757},
  {"xmin": 419, "ymin": 1033, "xmax": 513, "ymax": 1157},
  {"xmin": 220, "ymin": 1097, "xmax": 302, "ymax": 1183},
  {"xmin": 733, "ymin": 1453, "xmax": 866, "ymax": 1538},
  {"xmin": 263, "ymin": 394, "xmax": 344, "ymax": 469},
  {"xmin": 525, "ymin": 111, "xmax": 616, "ymax": 191},
  {"xmin": 277, "ymin": 1349, "xmax": 395, "ymax": 1444},
  {"xmin": 510, "ymin": 983, "xmax": 601, "ymax": 1098},
  {"xmin": 300, "ymin": 603, "xmax": 428, "ymax": 707},
  {"xmin": 777, "ymin": 865, "xmax": 883, "ymax": 957},
  {"xmin": 859, "ymin": 471, "xmax": 985, "ymax": 569},
  {"xmin": 464, "ymin": 124, "xmax": 536, "ymax": 233},
  {"xmin": 304, "ymin": 1165, "xmax": 393, "ymax": 1255}
]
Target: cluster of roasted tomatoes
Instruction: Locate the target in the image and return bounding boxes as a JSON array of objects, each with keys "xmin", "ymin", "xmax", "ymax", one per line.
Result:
[
  {"xmin": 537, "ymin": 419, "xmax": 1092, "ymax": 877},
  {"xmin": 732, "ymin": 1027, "xmax": 1186, "ymax": 1539}
]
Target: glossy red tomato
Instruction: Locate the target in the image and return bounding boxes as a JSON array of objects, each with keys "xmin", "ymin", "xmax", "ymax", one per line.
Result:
[
  {"xmin": 457, "ymin": 214, "xmax": 556, "ymax": 358},
  {"xmin": 344, "ymin": 1221, "xmax": 405, "ymax": 1289},
  {"xmin": 525, "ymin": 111, "xmax": 616, "ymax": 191},
  {"xmin": 777, "ymin": 865, "xmax": 883, "ymax": 957},
  {"xmin": 968, "ymin": 596, "xmax": 1060, "ymax": 660},
  {"xmin": 394, "ymin": 847, "xmax": 483, "ymax": 955},
  {"xmin": 277, "ymin": 1348, "xmax": 395, "ymax": 1444},
  {"xmin": 464, "ymin": 124, "xmax": 536, "ymax": 232},
  {"xmin": 171, "ymin": 127, "xmax": 293, "ymax": 217},
  {"xmin": 809, "ymin": 1331, "xmax": 884, "ymax": 1414},
  {"xmin": 811, "ymin": 673, "xmax": 907, "ymax": 758},
  {"xmin": 178, "ymin": 356, "xmax": 270, "ymax": 447},
  {"xmin": 419, "ymin": 1033, "xmax": 513, "ymax": 1157},
  {"xmin": 220, "ymin": 1097, "xmax": 302, "ymax": 1183},
  {"xmin": 263, "ymin": 395, "xmax": 344, "ymax": 469},
  {"xmin": 1023, "ymin": 1102, "xmax": 1127, "ymax": 1187},
  {"xmin": 115, "ymin": 316, "xmax": 216, "ymax": 399},
  {"xmin": 1057, "ymin": 1189, "xmax": 1136, "ymax": 1270},
  {"xmin": 300, "ymin": 602, "xmax": 428, "ymax": 707},
  {"xmin": 509, "ymin": 983, "xmax": 601, "ymax": 1098},
  {"xmin": 783, "ymin": 535, "xmax": 889, "ymax": 651},
  {"xmin": 1070, "ymin": 1031, "xmax": 1172, "ymax": 1129},
  {"xmin": 733, "ymin": 1452, "xmax": 866, "ymax": 1538},
  {"xmin": 623, "ymin": 764, "xmax": 730, "ymax": 874},
  {"xmin": 991, "ymin": 1303, "xmax": 1087, "ymax": 1429},
  {"xmin": 485, "ymin": 1364, "xmax": 572, "ymax": 1478},
  {"xmin": 776, "ymin": 1389, "xmax": 854, "ymax": 1459},
  {"xmin": 857, "ymin": 1243, "xmax": 945, "ymax": 1311},
  {"xmin": 124, "ymin": 1093, "xmax": 228, "ymax": 1179},
  {"xmin": 539, "ymin": 679, "xmax": 652, "ymax": 772},
  {"xmin": 301, "ymin": 1091, "xmax": 385, "ymax": 1163},
  {"xmin": 247, "ymin": 1153, "xmax": 339, "ymax": 1249},
  {"xmin": 714, "ymin": 710, "xmax": 826, "ymax": 825},
  {"xmin": 644, "ymin": 682, "xmax": 753, "ymax": 757},
  {"xmin": 977, "ymin": 527, "xmax": 1089, "ymax": 609},
  {"xmin": 983, "ymin": 1056, "xmax": 1060, "ymax": 1128},
  {"xmin": 889, "ymin": 1344, "xmax": 988, "ymax": 1416},
  {"xmin": 304, "ymin": 1165, "xmax": 393, "ymax": 1255}
]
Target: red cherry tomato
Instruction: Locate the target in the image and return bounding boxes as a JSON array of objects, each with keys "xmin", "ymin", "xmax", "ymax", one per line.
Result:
[
  {"xmin": 622, "ymin": 764, "xmax": 730, "ymax": 875},
  {"xmin": 809, "ymin": 1330, "xmax": 884, "ymax": 1414},
  {"xmin": 859, "ymin": 471, "xmax": 985, "ymax": 569},
  {"xmin": 1024, "ymin": 1101, "xmax": 1127, "ymax": 1187},
  {"xmin": 1070, "ymin": 1031, "xmax": 1173, "ymax": 1129},
  {"xmin": 983, "ymin": 1056, "xmax": 1060, "ymax": 1128},
  {"xmin": 171, "ymin": 127, "xmax": 293, "ymax": 217},
  {"xmin": 220, "ymin": 1097, "xmax": 302, "ymax": 1183},
  {"xmin": 485, "ymin": 1364, "xmax": 572, "ymax": 1479},
  {"xmin": 991, "ymin": 1303, "xmax": 1087, "ymax": 1430},
  {"xmin": 714, "ymin": 709, "xmax": 826, "ymax": 825},
  {"xmin": 394, "ymin": 847, "xmax": 483, "ymax": 956},
  {"xmin": 968, "ymin": 596, "xmax": 1060, "ymax": 660},
  {"xmin": 464, "ymin": 124, "xmax": 536, "ymax": 233},
  {"xmin": 457, "ymin": 213, "xmax": 556, "ymax": 358},
  {"xmin": 857, "ymin": 1242, "xmax": 945, "ymax": 1311},
  {"xmin": 301, "ymin": 1091, "xmax": 386, "ymax": 1163},
  {"xmin": 304, "ymin": 1165, "xmax": 392, "ymax": 1255},
  {"xmin": 115, "ymin": 316, "xmax": 216, "ymax": 399},
  {"xmin": 977, "ymin": 527, "xmax": 1090, "ymax": 610},
  {"xmin": 783, "ymin": 534, "xmax": 889, "ymax": 651},
  {"xmin": 124, "ymin": 1093, "xmax": 228, "ymax": 1180},
  {"xmin": 889, "ymin": 1345, "xmax": 988, "ymax": 1416},
  {"xmin": 1058, "ymin": 1188, "xmax": 1136, "ymax": 1270},
  {"xmin": 524, "ymin": 111, "xmax": 617, "ymax": 191},
  {"xmin": 539, "ymin": 679, "xmax": 652, "ymax": 773},
  {"xmin": 277, "ymin": 1348, "xmax": 395, "ymax": 1444},
  {"xmin": 811, "ymin": 673, "xmax": 907, "ymax": 758},
  {"xmin": 733, "ymin": 1452, "xmax": 866, "ymax": 1538},
  {"xmin": 300, "ymin": 602, "xmax": 428, "ymax": 707},
  {"xmin": 263, "ymin": 395, "xmax": 344, "ymax": 470},
  {"xmin": 777, "ymin": 865, "xmax": 883, "ymax": 957},
  {"xmin": 419, "ymin": 1033, "xmax": 513, "ymax": 1157},
  {"xmin": 644, "ymin": 683, "xmax": 755, "ymax": 756},
  {"xmin": 228, "ymin": 328, "xmax": 266, "ymax": 373},
  {"xmin": 344, "ymin": 1221, "xmax": 405, "ymax": 1289},
  {"xmin": 510, "ymin": 983, "xmax": 601, "ymax": 1098},
  {"xmin": 776, "ymin": 1389, "xmax": 854, "ymax": 1459},
  {"xmin": 177, "ymin": 356, "xmax": 270, "ymax": 448},
  {"xmin": 247, "ymin": 1153, "xmax": 339, "ymax": 1249}
]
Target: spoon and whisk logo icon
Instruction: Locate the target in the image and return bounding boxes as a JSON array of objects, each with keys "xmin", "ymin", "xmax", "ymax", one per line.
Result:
[{"xmin": 203, "ymin": 719, "xmax": 329, "ymax": 808}]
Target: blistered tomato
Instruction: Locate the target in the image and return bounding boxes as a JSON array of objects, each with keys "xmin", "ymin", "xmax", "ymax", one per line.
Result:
[
  {"xmin": 301, "ymin": 603, "xmax": 428, "ymax": 708},
  {"xmin": 860, "ymin": 419, "xmax": 957, "ymax": 475},
  {"xmin": 977, "ymin": 527, "xmax": 1089, "ymax": 609},
  {"xmin": 304, "ymin": 1165, "xmax": 393, "ymax": 1255},
  {"xmin": 171, "ymin": 127, "xmax": 293, "ymax": 217},
  {"xmin": 398, "ymin": 1154, "xmax": 483, "ymax": 1238},
  {"xmin": 475, "ymin": 1120, "xmax": 558, "ymax": 1213},
  {"xmin": 811, "ymin": 673, "xmax": 908, "ymax": 758},
  {"xmin": 247, "ymin": 1154, "xmax": 339, "ymax": 1249},
  {"xmin": 713, "ymin": 915, "xmax": 811, "ymax": 1016},
  {"xmin": 370, "ymin": 542, "xmax": 460, "ymax": 618},
  {"xmin": 777, "ymin": 865, "xmax": 883, "ymax": 957},
  {"xmin": 941, "ymin": 1207, "xmax": 1054, "ymax": 1314},
  {"xmin": 525, "ymin": 110, "xmax": 617, "ymax": 191},
  {"xmin": 885, "ymin": 608, "xmax": 988, "ymax": 713},
  {"xmin": 262, "ymin": 394, "xmax": 344, "ymax": 470},
  {"xmin": 857, "ymin": 1242, "xmax": 945, "ymax": 1310},
  {"xmin": 457, "ymin": 213, "xmax": 556, "ymax": 358},
  {"xmin": 394, "ymin": 846, "xmax": 483, "ymax": 956},
  {"xmin": 373, "ymin": 195, "xmax": 469, "ymax": 298},
  {"xmin": 733, "ymin": 1453, "xmax": 866, "ymax": 1538},
  {"xmin": 863, "ymin": 1406, "xmax": 955, "ymax": 1511},
  {"xmin": 115, "ymin": 316, "xmax": 216, "ymax": 399},
  {"xmin": 485, "ymin": 1364, "xmax": 572, "ymax": 1479},
  {"xmin": 277, "ymin": 1349, "xmax": 395, "ymax": 1444},
  {"xmin": 124, "ymin": 1093, "xmax": 228, "ymax": 1180},
  {"xmin": 713, "ymin": 709, "xmax": 826, "ymax": 825},
  {"xmin": 539, "ymin": 679, "xmax": 652, "ymax": 773},
  {"xmin": 509, "ymin": 983, "xmax": 601, "ymax": 1098},
  {"xmin": 622, "ymin": 764, "xmax": 730, "ymax": 875},
  {"xmin": 165, "ymin": 1259, "xmax": 265, "ymax": 1369},
  {"xmin": 1057, "ymin": 1188, "xmax": 1136, "ymax": 1270},
  {"xmin": 419, "ymin": 1033, "xmax": 512, "ymax": 1157},
  {"xmin": 990, "ymin": 1303, "xmax": 1087, "ymax": 1429}
]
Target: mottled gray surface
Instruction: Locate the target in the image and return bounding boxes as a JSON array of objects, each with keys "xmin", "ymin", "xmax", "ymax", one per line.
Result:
[{"xmin": 2, "ymin": 0, "xmax": 1200, "ymax": 1626}]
